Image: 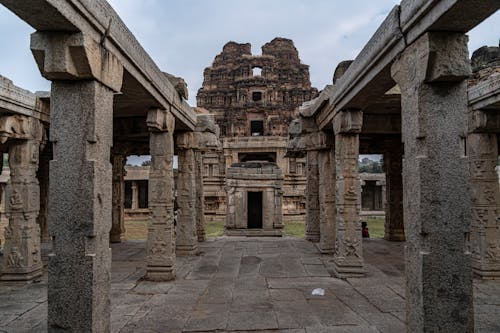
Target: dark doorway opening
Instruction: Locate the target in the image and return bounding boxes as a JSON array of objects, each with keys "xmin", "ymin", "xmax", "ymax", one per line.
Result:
[{"xmin": 248, "ymin": 192, "xmax": 263, "ymax": 229}]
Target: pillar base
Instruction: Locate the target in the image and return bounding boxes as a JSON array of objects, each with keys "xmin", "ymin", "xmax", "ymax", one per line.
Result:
[
  {"xmin": 145, "ymin": 268, "xmax": 175, "ymax": 282},
  {"xmin": 473, "ymin": 267, "xmax": 500, "ymax": 280},
  {"xmin": 0, "ymin": 265, "xmax": 43, "ymax": 282},
  {"xmin": 110, "ymin": 233, "xmax": 126, "ymax": 244},
  {"xmin": 306, "ymin": 232, "xmax": 320, "ymax": 243},
  {"xmin": 329, "ymin": 261, "xmax": 366, "ymax": 279},
  {"xmin": 176, "ymin": 245, "xmax": 199, "ymax": 256}
]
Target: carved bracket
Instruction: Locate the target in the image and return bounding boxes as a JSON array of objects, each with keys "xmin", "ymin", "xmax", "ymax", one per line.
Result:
[
  {"xmin": 0, "ymin": 115, "xmax": 42, "ymax": 144},
  {"xmin": 333, "ymin": 110, "xmax": 363, "ymax": 135},
  {"xmin": 147, "ymin": 109, "xmax": 174, "ymax": 132}
]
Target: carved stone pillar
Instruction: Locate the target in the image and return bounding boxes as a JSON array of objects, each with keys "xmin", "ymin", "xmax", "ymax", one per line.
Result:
[
  {"xmin": 0, "ymin": 115, "xmax": 43, "ymax": 281},
  {"xmin": 195, "ymin": 150, "xmax": 206, "ymax": 242},
  {"xmin": 131, "ymin": 181, "xmax": 139, "ymax": 210},
  {"xmin": 391, "ymin": 32, "xmax": 473, "ymax": 332},
  {"xmin": 332, "ymin": 110, "xmax": 364, "ymax": 278},
  {"xmin": 383, "ymin": 142, "xmax": 405, "ymax": 241},
  {"xmin": 176, "ymin": 135, "xmax": 198, "ymax": 255},
  {"xmin": 146, "ymin": 109, "xmax": 176, "ymax": 281},
  {"xmin": 468, "ymin": 133, "xmax": 500, "ymax": 278},
  {"xmin": 37, "ymin": 140, "xmax": 51, "ymax": 243},
  {"xmin": 31, "ymin": 31, "xmax": 123, "ymax": 332},
  {"xmin": 110, "ymin": 153, "xmax": 126, "ymax": 243},
  {"xmin": 318, "ymin": 147, "xmax": 336, "ymax": 253},
  {"xmin": 305, "ymin": 150, "xmax": 320, "ymax": 242}
]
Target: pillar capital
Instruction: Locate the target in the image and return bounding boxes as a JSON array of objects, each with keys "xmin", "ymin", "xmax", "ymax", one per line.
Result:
[
  {"xmin": 0, "ymin": 114, "xmax": 43, "ymax": 144},
  {"xmin": 333, "ymin": 110, "xmax": 363, "ymax": 135},
  {"xmin": 30, "ymin": 31, "xmax": 123, "ymax": 92},
  {"xmin": 147, "ymin": 108, "xmax": 174, "ymax": 133},
  {"xmin": 286, "ymin": 116, "xmax": 333, "ymax": 157},
  {"xmin": 176, "ymin": 131, "xmax": 221, "ymax": 152}
]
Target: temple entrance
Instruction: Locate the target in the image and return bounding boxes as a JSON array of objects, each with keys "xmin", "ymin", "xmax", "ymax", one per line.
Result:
[{"xmin": 247, "ymin": 191, "xmax": 263, "ymax": 229}]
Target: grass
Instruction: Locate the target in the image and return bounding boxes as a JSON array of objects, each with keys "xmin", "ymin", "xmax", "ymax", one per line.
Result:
[
  {"xmin": 364, "ymin": 216, "xmax": 385, "ymax": 238},
  {"xmin": 123, "ymin": 216, "xmax": 386, "ymax": 240}
]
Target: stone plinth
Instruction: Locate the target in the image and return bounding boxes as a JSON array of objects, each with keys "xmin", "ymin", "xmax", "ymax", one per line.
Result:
[{"xmin": 225, "ymin": 162, "xmax": 284, "ymax": 236}]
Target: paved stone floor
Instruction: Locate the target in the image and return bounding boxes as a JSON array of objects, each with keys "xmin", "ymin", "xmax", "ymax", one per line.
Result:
[{"xmin": 0, "ymin": 237, "xmax": 499, "ymax": 332}]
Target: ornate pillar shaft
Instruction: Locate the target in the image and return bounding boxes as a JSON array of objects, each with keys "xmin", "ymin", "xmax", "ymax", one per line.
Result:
[
  {"xmin": 384, "ymin": 143, "xmax": 405, "ymax": 241},
  {"xmin": 30, "ymin": 31, "xmax": 124, "ymax": 332},
  {"xmin": 176, "ymin": 142, "xmax": 198, "ymax": 255},
  {"xmin": 332, "ymin": 110, "xmax": 364, "ymax": 278},
  {"xmin": 146, "ymin": 109, "xmax": 176, "ymax": 281},
  {"xmin": 318, "ymin": 148, "xmax": 336, "ymax": 253},
  {"xmin": 305, "ymin": 150, "xmax": 320, "ymax": 242},
  {"xmin": 391, "ymin": 32, "xmax": 473, "ymax": 332},
  {"xmin": 195, "ymin": 150, "xmax": 206, "ymax": 242},
  {"xmin": 468, "ymin": 133, "xmax": 500, "ymax": 278},
  {"xmin": 110, "ymin": 153, "xmax": 126, "ymax": 243},
  {"xmin": 0, "ymin": 116, "xmax": 43, "ymax": 281}
]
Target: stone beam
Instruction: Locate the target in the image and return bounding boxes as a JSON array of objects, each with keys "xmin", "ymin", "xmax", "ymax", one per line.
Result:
[
  {"xmin": 0, "ymin": 0, "xmax": 197, "ymax": 130},
  {"xmin": 314, "ymin": 0, "xmax": 499, "ymax": 130}
]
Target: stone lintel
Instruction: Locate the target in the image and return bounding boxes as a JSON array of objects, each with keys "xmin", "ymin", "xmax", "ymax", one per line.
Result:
[
  {"xmin": 333, "ymin": 110, "xmax": 363, "ymax": 135},
  {"xmin": 147, "ymin": 108, "xmax": 175, "ymax": 133},
  {"xmin": 30, "ymin": 31, "xmax": 123, "ymax": 92},
  {"xmin": 176, "ymin": 131, "xmax": 221, "ymax": 152}
]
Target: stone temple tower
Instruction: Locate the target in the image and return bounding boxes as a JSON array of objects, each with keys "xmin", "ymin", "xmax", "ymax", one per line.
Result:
[{"xmin": 197, "ymin": 37, "xmax": 318, "ymax": 225}]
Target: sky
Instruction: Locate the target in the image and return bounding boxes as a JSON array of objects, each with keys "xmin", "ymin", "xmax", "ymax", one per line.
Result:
[{"xmin": 0, "ymin": 1, "xmax": 498, "ymax": 166}]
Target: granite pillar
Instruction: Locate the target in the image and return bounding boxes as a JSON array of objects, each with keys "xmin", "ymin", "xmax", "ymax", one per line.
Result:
[
  {"xmin": 195, "ymin": 150, "xmax": 206, "ymax": 242},
  {"xmin": 37, "ymin": 142, "xmax": 50, "ymax": 243},
  {"xmin": 384, "ymin": 143, "xmax": 405, "ymax": 241},
  {"xmin": 0, "ymin": 116, "xmax": 43, "ymax": 281},
  {"xmin": 391, "ymin": 32, "xmax": 473, "ymax": 332},
  {"xmin": 110, "ymin": 153, "xmax": 126, "ymax": 243},
  {"xmin": 131, "ymin": 181, "xmax": 139, "ymax": 210},
  {"xmin": 30, "ymin": 31, "xmax": 123, "ymax": 332},
  {"xmin": 318, "ymin": 148, "xmax": 336, "ymax": 253},
  {"xmin": 468, "ymin": 133, "xmax": 500, "ymax": 278},
  {"xmin": 306, "ymin": 150, "xmax": 320, "ymax": 242},
  {"xmin": 146, "ymin": 109, "xmax": 176, "ymax": 281},
  {"xmin": 332, "ymin": 110, "xmax": 364, "ymax": 278},
  {"xmin": 176, "ymin": 139, "xmax": 198, "ymax": 255}
]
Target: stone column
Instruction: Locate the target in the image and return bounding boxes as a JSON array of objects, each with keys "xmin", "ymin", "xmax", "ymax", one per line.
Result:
[
  {"xmin": 37, "ymin": 140, "xmax": 51, "ymax": 243},
  {"xmin": 332, "ymin": 110, "xmax": 364, "ymax": 278},
  {"xmin": 30, "ymin": 31, "xmax": 123, "ymax": 332},
  {"xmin": 305, "ymin": 150, "xmax": 320, "ymax": 242},
  {"xmin": 194, "ymin": 150, "xmax": 206, "ymax": 242},
  {"xmin": 383, "ymin": 143, "xmax": 405, "ymax": 241},
  {"xmin": 110, "ymin": 153, "xmax": 126, "ymax": 243},
  {"xmin": 318, "ymin": 147, "xmax": 336, "ymax": 253},
  {"xmin": 131, "ymin": 181, "xmax": 139, "ymax": 210},
  {"xmin": 468, "ymin": 133, "xmax": 500, "ymax": 278},
  {"xmin": 0, "ymin": 116, "xmax": 43, "ymax": 281},
  {"xmin": 176, "ymin": 135, "xmax": 198, "ymax": 255},
  {"xmin": 391, "ymin": 32, "xmax": 473, "ymax": 332},
  {"xmin": 146, "ymin": 109, "xmax": 176, "ymax": 281}
]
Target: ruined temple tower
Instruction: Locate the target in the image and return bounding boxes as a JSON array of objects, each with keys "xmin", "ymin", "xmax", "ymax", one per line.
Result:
[{"xmin": 197, "ymin": 38, "xmax": 318, "ymax": 226}]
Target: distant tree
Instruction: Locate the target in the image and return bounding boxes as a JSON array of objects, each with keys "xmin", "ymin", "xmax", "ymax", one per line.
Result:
[{"xmin": 141, "ymin": 160, "xmax": 152, "ymax": 166}]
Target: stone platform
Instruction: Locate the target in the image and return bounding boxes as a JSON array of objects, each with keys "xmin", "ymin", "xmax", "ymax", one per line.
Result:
[{"xmin": 0, "ymin": 237, "xmax": 499, "ymax": 332}]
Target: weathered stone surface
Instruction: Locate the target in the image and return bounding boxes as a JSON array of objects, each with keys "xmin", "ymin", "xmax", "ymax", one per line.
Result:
[
  {"xmin": 467, "ymin": 133, "xmax": 500, "ymax": 278},
  {"xmin": 48, "ymin": 80, "xmax": 114, "ymax": 332},
  {"xmin": 331, "ymin": 114, "xmax": 364, "ymax": 277},
  {"xmin": 111, "ymin": 153, "xmax": 126, "ymax": 243},
  {"xmin": 0, "ymin": 115, "xmax": 43, "ymax": 281},
  {"xmin": 318, "ymin": 148, "xmax": 336, "ymax": 253},
  {"xmin": 471, "ymin": 44, "xmax": 500, "ymax": 73},
  {"xmin": 306, "ymin": 150, "xmax": 320, "ymax": 243},
  {"xmin": 391, "ymin": 32, "xmax": 473, "ymax": 332},
  {"xmin": 383, "ymin": 142, "xmax": 405, "ymax": 241},
  {"xmin": 146, "ymin": 109, "xmax": 176, "ymax": 281}
]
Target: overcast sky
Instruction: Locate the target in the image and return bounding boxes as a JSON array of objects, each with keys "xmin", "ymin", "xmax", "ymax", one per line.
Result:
[
  {"xmin": 0, "ymin": 2, "xmax": 498, "ymax": 165},
  {"xmin": 0, "ymin": 1, "xmax": 498, "ymax": 106}
]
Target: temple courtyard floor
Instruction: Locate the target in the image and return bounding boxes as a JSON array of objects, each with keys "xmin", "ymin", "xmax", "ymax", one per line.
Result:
[{"xmin": 0, "ymin": 237, "xmax": 499, "ymax": 333}]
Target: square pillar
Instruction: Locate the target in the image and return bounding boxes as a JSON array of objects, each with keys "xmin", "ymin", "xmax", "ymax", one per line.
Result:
[
  {"xmin": 131, "ymin": 181, "xmax": 139, "ymax": 210},
  {"xmin": 195, "ymin": 150, "xmax": 206, "ymax": 242},
  {"xmin": 468, "ymin": 133, "xmax": 500, "ymax": 278},
  {"xmin": 384, "ymin": 142, "xmax": 405, "ymax": 241},
  {"xmin": 318, "ymin": 147, "xmax": 336, "ymax": 253},
  {"xmin": 110, "ymin": 153, "xmax": 126, "ymax": 243},
  {"xmin": 0, "ymin": 116, "xmax": 43, "ymax": 281},
  {"xmin": 30, "ymin": 31, "xmax": 124, "ymax": 332},
  {"xmin": 332, "ymin": 110, "xmax": 364, "ymax": 278},
  {"xmin": 305, "ymin": 150, "xmax": 320, "ymax": 242},
  {"xmin": 176, "ymin": 140, "xmax": 198, "ymax": 255},
  {"xmin": 391, "ymin": 32, "xmax": 473, "ymax": 332},
  {"xmin": 146, "ymin": 109, "xmax": 176, "ymax": 281}
]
